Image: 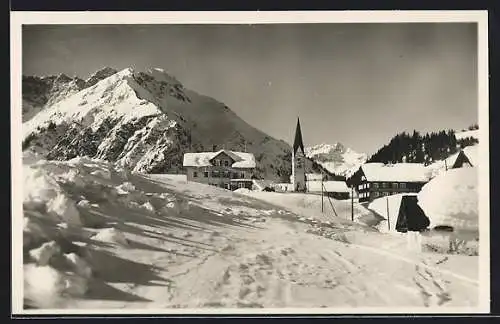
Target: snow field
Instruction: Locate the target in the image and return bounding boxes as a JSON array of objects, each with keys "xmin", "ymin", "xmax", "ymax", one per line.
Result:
[{"xmin": 20, "ymin": 153, "xmax": 480, "ymax": 310}]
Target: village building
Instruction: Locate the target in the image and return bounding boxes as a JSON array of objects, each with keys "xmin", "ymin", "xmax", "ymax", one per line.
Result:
[
  {"xmin": 183, "ymin": 149, "xmax": 256, "ymax": 190},
  {"xmin": 347, "ymin": 163, "xmax": 430, "ymax": 203},
  {"xmin": 306, "ymin": 180, "xmax": 350, "ymax": 199},
  {"xmin": 252, "ymin": 179, "xmax": 275, "ymax": 192},
  {"xmin": 426, "ymin": 145, "xmax": 478, "ymax": 179}
]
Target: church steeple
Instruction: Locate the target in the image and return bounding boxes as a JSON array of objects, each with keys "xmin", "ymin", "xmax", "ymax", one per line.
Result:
[{"xmin": 293, "ymin": 117, "xmax": 305, "ymax": 154}]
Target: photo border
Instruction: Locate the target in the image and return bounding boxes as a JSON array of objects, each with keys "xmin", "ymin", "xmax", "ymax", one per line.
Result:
[{"xmin": 10, "ymin": 10, "xmax": 490, "ymax": 316}]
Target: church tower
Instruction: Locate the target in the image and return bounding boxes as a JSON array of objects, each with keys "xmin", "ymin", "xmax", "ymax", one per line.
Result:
[{"xmin": 292, "ymin": 117, "xmax": 307, "ymax": 192}]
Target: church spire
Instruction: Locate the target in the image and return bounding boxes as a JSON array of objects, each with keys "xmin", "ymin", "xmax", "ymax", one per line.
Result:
[{"xmin": 293, "ymin": 117, "xmax": 305, "ymax": 154}]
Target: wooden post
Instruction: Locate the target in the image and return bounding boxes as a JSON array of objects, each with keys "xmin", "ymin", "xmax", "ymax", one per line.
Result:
[
  {"xmin": 321, "ymin": 170, "xmax": 324, "ymax": 213},
  {"xmin": 444, "ymin": 159, "xmax": 448, "ymax": 171},
  {"xmin": 386, "ymin": 197, "xmax": 391, "ymax": 231},
  {"xmin": 351, "ymin": 186, "xmax": 354, "ymax": 221}
]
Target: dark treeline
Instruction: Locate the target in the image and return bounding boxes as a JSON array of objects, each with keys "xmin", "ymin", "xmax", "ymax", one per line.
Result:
[{"xmin": 368, "ymin": 126, "xmax": 479, "ymax": 165}]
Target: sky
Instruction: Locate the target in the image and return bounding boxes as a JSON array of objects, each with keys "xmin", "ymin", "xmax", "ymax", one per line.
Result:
[{"xmin": 22, "ymin": 23, "xmax": 478, "ymax": 155}]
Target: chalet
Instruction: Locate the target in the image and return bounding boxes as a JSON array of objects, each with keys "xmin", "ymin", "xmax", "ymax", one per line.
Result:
[
  {"xmin": 447, "ymin": 146, "xmax": 477, "ymax": 169},
  {"xmin": 426, "ymin": 145, "xmax": 478, "ymax": 178},
  {"xmin": 347, "ymin": 163, "xmax": 430, "ymax": 203},
  {"xmin": 183, "ymin": 149, "xmax": 256, "ymax": 190},
  {"xmin": 306, "ymin": 180, "xmax": 350, "ymax": 200}
]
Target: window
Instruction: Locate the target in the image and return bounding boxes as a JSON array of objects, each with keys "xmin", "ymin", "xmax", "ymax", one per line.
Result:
[
  {"xmin": 212, "ymin": 171, "xmax": 219, "ymax": 178},
  {"xmin": 240, "ymin": 172, "xmax": 245, "ymax": 179},
  {"xmin": 232, "ymin": 172, "xmax": 238, "ymax": 179},
  {"xmin": 238, "ymin": 183, "xmax": 245, "ymax": 189},
  {"xmin": 193, "ymin": 171, "xmax": 198, "ymax": 178},
  {"xmin": 392, "ymin": 182, "xmax": 398, "ymax": 189},
  {"xmin": 373, "ymin": 183, "xmax": 379, "ymax": 189},
  {"xmin": 204, "ymin": 172, "xmax": 209, "ymax": 178},
  {"xmin": 224, "ymin": 171, "xmax": 230, "ymax": 178},
  {"xmin": 373, "ymin": 192, "xmax": 379, "ymax": 198},
  {"xmin": 400, "ymin": 183, "xmax": 407, "ymax": 189},
  {"xmin": 224, "ymin": 160, "xmax": 229, "ymax": 167},
  {"xmin": 382, "ymin": 182, "xmax": 388, "ymax": 189},
  {"xmin": 225, "ymin": 183, "xmax": 231, "ymax": 190},
  {"xmin": 358, "ymin": 184, "xmax": 363, "ymax": 190}
]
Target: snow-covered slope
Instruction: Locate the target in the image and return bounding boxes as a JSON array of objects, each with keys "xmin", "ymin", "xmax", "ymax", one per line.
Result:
[
  {"xmin": 22, "ymin": 67, "xmax": 119, "ymax": 122},
  {"xmin": 305, "ymin": 143, "xmax": 367, "ymax": 176},
  {"xmin": 455, "ymin": 129, "xmax": 479, "ymax": 141},
  {"xmin": 22, "ymin": 67, "xmax": 291, "ymax": 180},
  {"xmin": 20, "ymin": 153, "xmax": 480, "ymax": 310}
]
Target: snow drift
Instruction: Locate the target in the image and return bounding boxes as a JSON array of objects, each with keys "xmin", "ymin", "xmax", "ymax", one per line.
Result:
[{"xmin": 418, "ymin": 167, "xmax": 478, "ymax": 234}]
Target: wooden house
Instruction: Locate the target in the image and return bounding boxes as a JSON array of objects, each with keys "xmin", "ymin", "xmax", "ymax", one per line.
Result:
[{"xmin": 347, "ymin": 163, "xmax": 430, "ymax": 203}]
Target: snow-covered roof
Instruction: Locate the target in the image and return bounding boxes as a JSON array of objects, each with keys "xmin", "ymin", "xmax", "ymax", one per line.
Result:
[
  {"xmin": 183, "ymin": 150, "xmax": 256, "ymax": 169},
  {"xmin": 425, "ymin": 145, "xmax": 478, "ymax": 179},
  {"xmin": 361, "ymin": 163, "xmax": 430, "ymax": 183},
  {"xmin": 306, "ymin": 180, "xmax": 350, "ymax": 193},
  {"xmin": 418, "ymin": 167, "xmax": 478, "ymax": 231},
  {"xmin": 462, "ymin": 145, "xmax": 478, "ymax": 167},
  {"xmin": 368, "ymin": 193, "xmax": 418, "ymax": 233},
  {"xmin": 306, "ymin": 173, "xmax": 324, "ymax": 181},
  {"xmin": 252, "ymin": 179, "xmax": 274, "ymax": 190}
]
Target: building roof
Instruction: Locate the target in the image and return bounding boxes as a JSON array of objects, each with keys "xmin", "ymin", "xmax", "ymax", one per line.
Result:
[
  {"xmin": 183, "ymin": 150, "xmax": 256, "ymax": 168},
  {"xmin": 252, "ymin": 179, "xmax": 275, "ymax": 190},
  {"xmin": 306, "ymin": 173, "xmax": 324, "ymax": 181},
  {"xmin": 461, "ymin": 145, "xmax": 478, "ymax": 166},
  {"xmin": 425, "ymin": 145, "xmax": 478, "ymax": 178},
  {"xmin": 307, "ymin": 180, "xmax": 350, "ymax": 193},
  {"xmin": 293, "ymin": 117, "xmax": 305, "ymax": 155},
  {"xmin": 360, "ymin": 163, "xmax": 430, "ymax": 183}
]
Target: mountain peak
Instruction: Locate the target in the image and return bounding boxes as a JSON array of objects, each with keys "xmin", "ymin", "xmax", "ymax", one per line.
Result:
[
  {"xmin": 145, "ymin": 67, "xmax": 182, "ymax": 86},
  {"xmin": 85, "ymin": 67, "xmax": 119, "ymax": 87},
  {"xmin": 305, "ymin": 142, "xmax": 367, "ymax": 176}
]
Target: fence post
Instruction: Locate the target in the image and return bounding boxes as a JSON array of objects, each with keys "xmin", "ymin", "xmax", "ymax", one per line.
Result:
[
  {"xmin": 386, "ymin": 197, "xmax": 390, "ymax": 231},
  {"xmin": 351, "ymin": 186, "xmax": 354, "ymax": 221}
]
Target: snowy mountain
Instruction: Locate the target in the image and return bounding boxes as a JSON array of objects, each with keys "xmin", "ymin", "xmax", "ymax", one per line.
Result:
[
  {"xmin": 305, "ymin": 143, "xmax": 367, "ymax": 177},
  {"xmin": 21, "ymin": 67, "xmax": 291, "ymax": 181},
  {"xmin": 22, "ymin": 67, "xmax": 119, "ymax": 122}
]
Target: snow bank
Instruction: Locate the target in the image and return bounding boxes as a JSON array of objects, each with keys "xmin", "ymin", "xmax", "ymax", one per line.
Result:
[
  {"xmin": 64, "ymin": 253, "xmax": 93, "ymax": 279},
  {"xmin": 29, "ymin": 241, "xmax": 61, "ymax": 266},
  {"xmin": 418, "ymin": 167, "xmax": 478, "ymax": 232},
  {"xmin": 115, "ymin": 181, "xmax": 136, "ymax": 195},
  {"xmin": 23, "ymin": 166, "xmax": 82, "ymax": 225},
  {"xmin": 91, "ymin": 228, "xmax": 129, "ymax": 246},
  {"xmin": 234, "ymin": 188, "xmax": 252, "ymax": 194}
]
